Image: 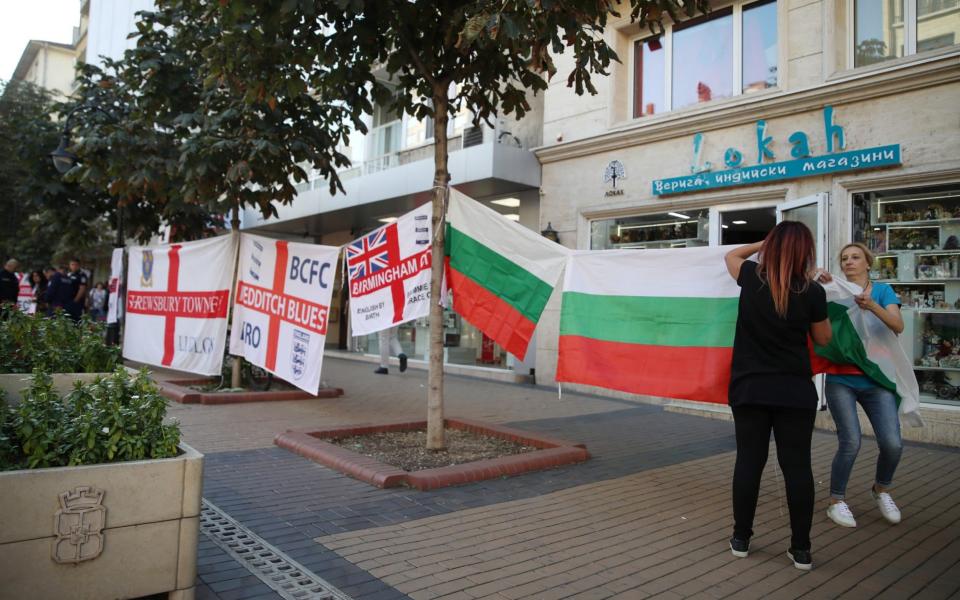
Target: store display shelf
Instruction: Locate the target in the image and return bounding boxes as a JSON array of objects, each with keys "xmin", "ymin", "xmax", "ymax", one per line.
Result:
[
  {"xmin": 880, "ymin": 279, "xmax": 960, "ymax": 284},
  {"xmin": 914, "ymin": 366, "xmax": 960, "ymax": 372},
  {"xmin": 874, "ymin": 250, "xmax": 960, "ymax": 256},
  {"xmin": 873, "ymin": 218, "xmax": 960, "ymax": 227},
  {"xmin": 915, "ymin": 309, "xmax": 960, "ymax": 314}
]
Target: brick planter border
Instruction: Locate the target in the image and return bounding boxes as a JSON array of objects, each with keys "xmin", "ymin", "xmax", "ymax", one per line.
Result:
[
  {"xmin": 274, "ymin": 417, "xmax": 590, "ymax": 490},
  {"xmin": 158, "ymin": 378, "xmax": 343, "ymax": 405}
]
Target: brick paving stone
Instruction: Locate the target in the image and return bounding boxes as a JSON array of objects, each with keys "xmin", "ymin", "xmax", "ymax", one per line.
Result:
[{"xmin": 166, "ymin": 356, "xmax": 960, "ymax": 599}]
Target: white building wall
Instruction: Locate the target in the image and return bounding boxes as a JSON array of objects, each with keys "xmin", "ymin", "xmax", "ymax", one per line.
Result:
[
  {"xmin": 85, "ymin": 0, "xmax": 154, "ymax": 66},
  {"xmin": 22, "ymin": 45, "xmax": 77, "ymax": 99}
]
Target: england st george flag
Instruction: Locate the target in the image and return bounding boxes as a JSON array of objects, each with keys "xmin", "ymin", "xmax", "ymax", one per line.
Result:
[
  {"xmin": 122, "ymin": 234, "xmax": 238, "ymax": 375},
  {"xmin": 229, "ymin": 233, "xmax": 338, "ymax": 395},
  {"xmin": 347, "ymin": 202, "xmax": 432, "ymax": 336}
]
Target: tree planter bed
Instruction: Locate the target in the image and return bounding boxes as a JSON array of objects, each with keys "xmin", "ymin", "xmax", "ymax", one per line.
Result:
[
  {"xmin": 0, "ymin": 442, "xmax": 203, "ymax": 600},
  {"xmin": 275, "ymin": 418, "xmax": 590, "ymax": 490},
  {"xmin": 157, "ymin": 378, "xmax": 344, "ymax": 404}
]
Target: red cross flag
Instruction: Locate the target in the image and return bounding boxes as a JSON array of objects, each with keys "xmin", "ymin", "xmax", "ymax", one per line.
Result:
[
  {"xmin": 347, "ymin": 202, "xmax": 432, "ymax": 336},
  {"xmin": 123, "ymin": 234, "xmax": 238, "ymax": 375},
  {"xmin": 229, "ymin": 234, "xmax": 339, "ymax": 394},
  {"xmin": 15, "ymin": 273, "xmax": 35, "ymax": 314}
]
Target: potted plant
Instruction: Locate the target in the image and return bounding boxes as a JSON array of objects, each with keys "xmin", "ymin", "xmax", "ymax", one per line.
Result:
[
  {"xmin": 0, "ymin": 311, "xmax": 123, "ymax": 402},
  {"xmin": 0, "ymin": 368, "xmax": 201, "ymax": 600}
]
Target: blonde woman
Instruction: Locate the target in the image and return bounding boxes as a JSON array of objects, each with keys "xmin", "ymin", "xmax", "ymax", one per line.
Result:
[{"xmin": 819, "ymin": 242, "xmax": 904, "ymax": 528}]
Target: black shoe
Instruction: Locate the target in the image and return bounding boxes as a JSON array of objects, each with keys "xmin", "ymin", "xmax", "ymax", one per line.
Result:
[
  {"xmin": 729, "ymin": 537, "xmax": 750, "ymax": 558},
  {"xmin": 374, "ymin": 367, "xmax": 388, "ymax": 374},
  {"xmin": 399, "ymin": 353, "xmax": 408, "ymax": 372},
  {"xmin": 787, "ymin": 548, "xmax": 812, "ymax": 571}
]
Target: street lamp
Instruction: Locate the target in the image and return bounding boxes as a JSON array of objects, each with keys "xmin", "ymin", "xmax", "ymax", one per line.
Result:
[
  {"xmin": 49, "ymin": 103, "xmax": 115, "ymax": 173},
  {"xmin": 50, "ymin": 134, "xmax": 79, "ymax": 174},
  {"xmin": 541, "ymin": 221, "xmax": 559, "ymax": 243}
]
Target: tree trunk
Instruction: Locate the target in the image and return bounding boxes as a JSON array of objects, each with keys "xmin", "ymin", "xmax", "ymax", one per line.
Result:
[
  {"xmin": 426, "ymin": 89, "xmax": 450, "ymax": 450},
  {"xmin": 230, "ymin": 203, "xmax": 242, "ymax": 389}
]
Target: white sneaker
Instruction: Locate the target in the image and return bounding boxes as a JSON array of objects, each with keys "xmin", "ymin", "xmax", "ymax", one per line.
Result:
[
  {"xmin": 827, "ymin": 501, "xmax": 857, "ymax": 527},
  {"xmin": 873, "ymin": 489, "xmax": 902, "ymax": 524}
]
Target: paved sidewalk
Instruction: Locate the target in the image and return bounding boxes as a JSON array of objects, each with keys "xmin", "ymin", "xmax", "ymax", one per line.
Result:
[{"xmin": 160, "ymin": 357, "xmax": 960, "ymax": 599}]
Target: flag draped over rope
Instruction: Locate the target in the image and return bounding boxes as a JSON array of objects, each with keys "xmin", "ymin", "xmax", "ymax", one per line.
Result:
[{"xmin": 445, "ymin": 190, "xmax": 568, "ymax": 360}]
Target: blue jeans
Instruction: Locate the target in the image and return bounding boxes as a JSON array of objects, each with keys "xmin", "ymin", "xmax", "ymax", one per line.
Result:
[{"xmin": 825, "ymin": 381, "xmax": 903, "ymax": 499}]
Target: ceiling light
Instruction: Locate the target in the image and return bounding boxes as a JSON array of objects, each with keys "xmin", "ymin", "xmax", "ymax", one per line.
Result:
[
  {"xmin": 668, "ymin": 212, "xmax": 690, "ymax": 219},
  {"xmin": 722, "ymin": 224, "xmax": 729, "ymax": 229},
  {"xmin": 378, "ymin": 217, "xmax": 398, "ymax": 223},
  {"xmin": 505, "ymin": 214, "xmax": 520, "ymax": 222},
  {"xmin": 491, "ymin": 198, "xmax": 521, "ymax": 208},
  {"xmin": 732, "ymin": 220, "xmax": 747, "ymax": 225}
]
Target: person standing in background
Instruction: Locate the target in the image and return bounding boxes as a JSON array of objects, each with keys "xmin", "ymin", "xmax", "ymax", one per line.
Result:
[
  {"xmin": 88, "ymin": 282, "xmax": 108, "ymax": 321},
  {"xmin": 0, "ymin": 259, "xmax": 19, "ymax": 317},
  {"xmin": 375, "ymin": 325, "xmax": 408, "ymax": 374},
  {"xmin": 64, "ymin": 258, "xmax": 89, "ymax": 322},
  {"xmin": 31, "ymin": 271, "xmax": 48, "ymax": 315}
]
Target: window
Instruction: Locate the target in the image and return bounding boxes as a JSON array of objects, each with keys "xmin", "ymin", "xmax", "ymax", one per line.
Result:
[
  {"xmin": 853, "ymin": 0, "xmax": 959, "ymax": 68},
  {"xmin": 590, "ymin": 211, "xmax": 709, "ymax": 249},
  {"xmin": 851, "ymin": 183, "xmax": 960, "ymax": 405},
  {"xmin": 632, "ymin": 0, "xmax": 777, "ymax": 119}
]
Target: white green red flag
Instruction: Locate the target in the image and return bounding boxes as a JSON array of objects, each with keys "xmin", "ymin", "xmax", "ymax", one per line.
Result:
[
  {"xmin": 230, "ymin": 233, "xmax": 338, "ymax": 395},
  {"xmin": 347, "ymin": 202, "xmax": 432, "ymax": 336},
  {"xmin": 814, "ymin": 278, "xmax": 923, "ymax": 426},
  {"xmin": 445, "ymin": 189, "xmax": 568, "ymax": 360},
  {"xmin": 123, "ymin": 234, "xmax": 238, "ymax": 375},
  {"xmin": 557, "ymin": 246, "xmax": 738, "ymax": 404},
  {"xmin": 557, "ymin": 246, "xmax": 922, "ymax": 424}
]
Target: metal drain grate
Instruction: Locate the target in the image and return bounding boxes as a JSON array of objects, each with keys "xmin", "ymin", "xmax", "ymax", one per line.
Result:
[{"xmin": 201, "ymin": 499, "xmax": 353, "ymax": 600}]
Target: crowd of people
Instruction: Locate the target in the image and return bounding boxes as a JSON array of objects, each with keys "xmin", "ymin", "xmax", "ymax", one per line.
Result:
[{"xmin": 0, "ymin": 257, "xmax": 108, "ymax": 321}]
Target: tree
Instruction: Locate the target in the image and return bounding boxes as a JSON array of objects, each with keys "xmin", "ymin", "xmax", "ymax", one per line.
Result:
[
  {"xmin": 148, "ymin": 0, "xmax": 709, "ymax": 448},
  {"xmin": 67, "ymin": 1, "xmax": 368, "ymax": 238},
  {"xmin": 0, "ymin": 80, "xmax": 113, "ymax": 268}
]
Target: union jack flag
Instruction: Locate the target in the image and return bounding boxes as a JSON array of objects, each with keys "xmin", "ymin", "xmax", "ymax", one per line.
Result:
[{"xmin": 347, "ymin": 227, "xmax": 391, "ymax": 279}]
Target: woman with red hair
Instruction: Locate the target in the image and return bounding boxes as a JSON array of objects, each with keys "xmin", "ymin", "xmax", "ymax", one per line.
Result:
[{"xmin": 724, "ymin": 221, "xmax": 832, "ymax": 571}]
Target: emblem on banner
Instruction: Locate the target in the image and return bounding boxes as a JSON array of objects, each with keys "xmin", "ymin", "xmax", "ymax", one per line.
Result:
[
  {"xmin": 141, "ymin": 250, "xmax": 154, "ymax": 287},
  {"xmin": 249, "ymin": 239, "xmax": 263, "ymax": 282},
  {"xmin": 415, "ymin": 214, "xmax": 430, "ymax": 246},
  {"xmin": 52, "ymin": 486, "xmax": 106, "ymax": 564},
  {"xmin": 291, "ymin": 329, "xmax": 309, "ymax": 380}
]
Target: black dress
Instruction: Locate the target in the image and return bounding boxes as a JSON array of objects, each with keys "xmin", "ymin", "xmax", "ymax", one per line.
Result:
[{"xmin": 728, "ymin": 260, "xmax": 827, "ymax": 409}]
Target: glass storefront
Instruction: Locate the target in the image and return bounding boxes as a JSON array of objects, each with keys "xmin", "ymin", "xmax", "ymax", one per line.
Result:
[
  {"xmin": 354, "ymin": 306, "xmax": 510, "ymax": 369},
  {"xmin": 852, "ymin": 182, "xmax": 960, "ymax": 405}
]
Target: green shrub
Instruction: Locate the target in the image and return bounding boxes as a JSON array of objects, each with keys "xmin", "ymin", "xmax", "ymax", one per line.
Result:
[
  {"xmin": 0, "ymin": 368, "xmax": 181, "ymax": 470},
  {"xmin": 0, "ymin": 310, "xmax": 120, "ymax": 374}
]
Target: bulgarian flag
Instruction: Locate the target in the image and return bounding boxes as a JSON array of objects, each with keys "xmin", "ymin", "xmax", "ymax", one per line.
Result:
[
  {"xmin": 557, "ymin": 246, "xmax": 739, "ymax": 404},
  {"xmin": 445, "ymin": 189, "xmax": 568, "ymax": 360},
  {"xmin": 557, "ymin": 247, "xmax": 922, "ymax": 425},
  {"xmin": 814, "ymin": 278, "xmax": 923, "ymax": 426}
]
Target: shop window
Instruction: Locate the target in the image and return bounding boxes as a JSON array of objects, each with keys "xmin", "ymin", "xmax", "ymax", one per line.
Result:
[
  {"xmin": 853, "ymin": 0, "xmax": 959, "ymax": 68},
  {"xmin": 631, "ymin": 0, "xmax": 777, "ymax": 119},
  {"xmin": 851, "ymin": 182, "xmax": 960, "ymax": 405},
  {"xmin": 590, "ymin": 210, "xmax": 709, "ymax": 250}
]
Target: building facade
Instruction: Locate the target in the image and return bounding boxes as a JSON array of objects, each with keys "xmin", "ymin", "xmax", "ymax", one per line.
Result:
[
  {"xmin": 10, "ymin": 40, "xmax": 77, "ymax": 99},
  {"xmin": 534, "ymin": 0, "xmax": 960, "ymax": 425}
]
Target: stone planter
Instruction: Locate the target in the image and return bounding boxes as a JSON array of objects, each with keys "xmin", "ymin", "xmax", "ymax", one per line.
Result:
[
  {"xmin": 0, "ymin": 442, "xmax": 203, "ymax": 600},
  {"xmin": 0, "ymin": 367, "xmax": 139, "ymax": 406}
]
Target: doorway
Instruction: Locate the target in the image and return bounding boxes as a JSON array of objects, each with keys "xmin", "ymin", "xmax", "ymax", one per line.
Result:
[{"xmin": 719, "ymin": 207, "xmax": 777, "ymax": 244}]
